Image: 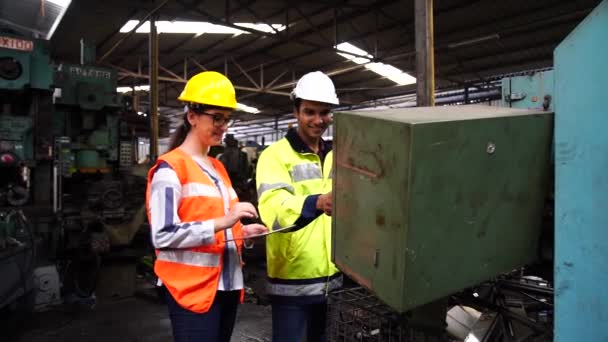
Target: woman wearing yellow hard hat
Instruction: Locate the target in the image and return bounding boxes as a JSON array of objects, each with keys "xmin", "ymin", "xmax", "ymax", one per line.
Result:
[{"xmin": 145, "ymin": 71, "xmax": 268, "ymax": 342}]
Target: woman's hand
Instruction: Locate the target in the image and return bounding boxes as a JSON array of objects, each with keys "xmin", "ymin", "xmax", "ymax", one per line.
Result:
[
  {"xmin": 214, "ymin": 202, "xmax": 259, "ymax": 232},
  {"xmin": 242, "ymin": 223, "xmax": 268, "ymax": 238}
]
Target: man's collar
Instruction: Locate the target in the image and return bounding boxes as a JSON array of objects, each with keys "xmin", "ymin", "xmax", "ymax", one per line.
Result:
[{"xmin": 285, "ymin": 128, "xmax": 331, "ymax": 155}]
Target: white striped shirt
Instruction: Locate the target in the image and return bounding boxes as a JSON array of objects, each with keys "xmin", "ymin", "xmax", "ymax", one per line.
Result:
[{"xmin": 149, "ymin": 158, "xmax": 243, "ymax": 291}]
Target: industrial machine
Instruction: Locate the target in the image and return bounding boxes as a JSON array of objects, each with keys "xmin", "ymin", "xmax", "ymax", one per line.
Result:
[
  {"xmin": 0, "ymin": 33, "xmax": 53, "ymax": 208},
  {"xmin": 501, "ymin": 70, "xmax": 554, "ymax": 111},
  {"xmin": 52, "ymin": 41, "xmax": 145, "ymax": 241},
  {"xmin": 47, "ymin": 41, "xmax": 148, "ymax": 300},
  {"xmin": 553, "ymin": 2, "xmax": 608, "ymax": 340},
  {"xmin": 0, "ymin": 34, "xmax": 147, "ymax": 313},
  {"xmin": 0, "ymin": 33, "xmax": 53, "ymax": 312}
]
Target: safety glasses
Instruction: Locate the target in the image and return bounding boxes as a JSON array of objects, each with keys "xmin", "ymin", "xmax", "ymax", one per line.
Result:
[{"xmin": 190, "ymin": 107, "xmax": 234, "ymax": 127}]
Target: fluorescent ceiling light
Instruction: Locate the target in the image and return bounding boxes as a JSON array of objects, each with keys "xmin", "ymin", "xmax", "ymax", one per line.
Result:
[
  {"xmin": 236, "ymin": 103, "xmax": 260, "ymax": 114},
  {"xmin": 46, "ymin": 0, "xmax": 72, "ymax": 39},
  {"xmin": 119, "ymin": 20, "xmax": 285, "ymax": 35},
  {"xmin": 336, "ymin": 42, "xmax": 373, "ymax": 64},
  {"xmin": 335, "ymin": 42, "xmax": 416, "ymax": 86}
]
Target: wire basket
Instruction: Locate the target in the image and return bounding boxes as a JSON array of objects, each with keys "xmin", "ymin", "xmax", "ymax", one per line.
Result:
[{"xmin": 327, "ymin": 287, "xmax": 412, "ymax": 342}]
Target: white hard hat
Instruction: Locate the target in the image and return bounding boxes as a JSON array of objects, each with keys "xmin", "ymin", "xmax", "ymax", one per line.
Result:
[{"xmin": 291, "ymin": 71, "xmax": 339, "ymax": 105}]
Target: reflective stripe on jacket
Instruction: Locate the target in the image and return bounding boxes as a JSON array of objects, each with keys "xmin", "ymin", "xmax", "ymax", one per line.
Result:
[
  {"xmin": 256, "ymin": 129, "xmax": 339, "ymax": 297},
  {"xmin": 146, "ymin": 148, "xmax": 244, "ymax": 313}
]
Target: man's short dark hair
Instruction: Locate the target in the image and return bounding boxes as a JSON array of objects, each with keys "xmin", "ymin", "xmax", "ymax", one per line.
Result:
[{"xmin": 293, "ymin": 98, "xmax": 302, "ymax": 111}]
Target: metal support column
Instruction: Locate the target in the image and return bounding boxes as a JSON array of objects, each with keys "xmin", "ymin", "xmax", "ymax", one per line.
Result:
[
  {"xmin": 274, "ymin": 116, "xmax": 279, "ymax": 141},
  {"xmin": 415, "ymin": 0, "xmax": 435, "ymax": 106},
  {"xmin": 149, "ymin": 14, "xmax": 160, "ymax": 161},
  {"xmin": 183, "ymin": 56, "xmax": 188, "ymax": 80},
  {"xmin": 414, "ymin": 5, "xmax": 446, "ymax": 336}
]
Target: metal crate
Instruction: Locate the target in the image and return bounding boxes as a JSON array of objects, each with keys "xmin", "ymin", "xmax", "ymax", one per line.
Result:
[{"xmin": 333, "ymin": 106, "xmax": 553, "ymax": 312}]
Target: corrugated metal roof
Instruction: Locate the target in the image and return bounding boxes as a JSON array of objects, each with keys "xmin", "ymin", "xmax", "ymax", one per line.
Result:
[
  {"xmin": 3, "ymin": 0, "xmax": 600, "ymax": 138},
  {"xmin": 0, "ymin": 0, "xmax": 70, "ymax": 39}
]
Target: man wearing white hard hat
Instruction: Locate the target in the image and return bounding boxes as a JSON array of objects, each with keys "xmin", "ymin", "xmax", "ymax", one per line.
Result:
[{"xmin": 256, "ymin": 71, "xmax": 341, "ymax": 341}]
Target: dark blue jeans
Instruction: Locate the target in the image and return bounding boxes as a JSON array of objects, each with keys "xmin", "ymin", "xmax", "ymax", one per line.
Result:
[
  {"xmin": 164, "ymin": 287, "xmax": 240, "ymax": 342},
  {"xmin": 271, "ymin": 301, "xmax": 327, "ymax": 342}
]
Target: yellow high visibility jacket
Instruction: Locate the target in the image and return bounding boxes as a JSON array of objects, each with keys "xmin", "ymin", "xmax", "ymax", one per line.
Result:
[{"xmin": 256, "ymin": 129, "xmax": 340, "ymax": 300}]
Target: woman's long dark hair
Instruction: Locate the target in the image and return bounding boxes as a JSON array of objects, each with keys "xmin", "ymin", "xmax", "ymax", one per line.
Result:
[
  {"xmin": 168, "ymin": 110, "xmax": 191, "ymax": 150},
  {"xmin": 167, "ymin": 104, "xmax": 229, "ymax": 151}
]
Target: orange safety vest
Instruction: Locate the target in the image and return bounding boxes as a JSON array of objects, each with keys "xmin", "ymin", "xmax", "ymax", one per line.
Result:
[{"xmin": 146, "ymin": 148, "xmax": 244, "ymax": 313}]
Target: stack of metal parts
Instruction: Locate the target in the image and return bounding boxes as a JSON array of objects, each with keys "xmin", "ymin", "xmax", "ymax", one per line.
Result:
[
  {"xmin": 451, "ymin": 274, "xmax": 554, "ymax": 341},
  {"xmin": 327, "ymin": 275, "xmax": 553, "ymax": 342}
]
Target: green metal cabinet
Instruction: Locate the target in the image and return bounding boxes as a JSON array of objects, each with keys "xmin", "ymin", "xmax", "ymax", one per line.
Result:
[{"xmin": 332, "ymin": 105, "xmax": 553, "ymax": 312}]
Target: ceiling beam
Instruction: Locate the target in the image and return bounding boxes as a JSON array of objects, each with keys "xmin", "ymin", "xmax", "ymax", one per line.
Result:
[
  {"xmin": 238, "ymin": 1, "xmax": 282, "ymax": 36},
  {"xmin": 98, "ymin": 0, "xmax": 171, "ymax": 62},
  {"xmin": 204, "ymin": 0, "xmax": 586, "ymax": 86},
  {"xmin": 113, "ymin": 64, "xmax": 291, "ymax": 96},
  {"xmin": 156, "ymin": 3, "xmax": 291, "ymax": 82},
  {"xmin": 96, "ymin": 8, "xmax": 138, "ymax": 52},
  {"xmin": 231, "ymin": 57, "xmax": 260, "ymax": 89},
  {"xmin": 292, "ymin": 4, "xmax": 334, "ymax": 45},
  {"xmin": 242, "ymin": 2, "xmax": 589, "ymax": 100},
  {"xmin": 192, "ymin": 0, "xmax": 374, "ymax": 74}
]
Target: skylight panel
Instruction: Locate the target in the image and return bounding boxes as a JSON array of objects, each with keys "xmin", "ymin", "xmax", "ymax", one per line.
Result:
[
  {"xmin": 119, "ymin": 20, "xmax": 285, "ymax": 35},
  {"xmin": 336, "ymin": 42, "xmax": 416, "ymax": 86}
]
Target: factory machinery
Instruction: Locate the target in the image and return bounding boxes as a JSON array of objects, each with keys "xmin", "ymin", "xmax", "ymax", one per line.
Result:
[
  {"xmin": 328, "ymin": 1, "xmax": 607, "ymax": 341},
  {"xmin": 0, "ymin": 34, "xmax": 148, "ymax": 314}
]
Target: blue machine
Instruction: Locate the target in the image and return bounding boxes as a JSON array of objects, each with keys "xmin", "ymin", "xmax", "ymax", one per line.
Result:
[
  {"xmin": 554, "ymin": 0, "xmax": 608, "ymax": 340},
  {"xmin": 501, "ymin": 70, "xmax": 554, "ymax": 111}
]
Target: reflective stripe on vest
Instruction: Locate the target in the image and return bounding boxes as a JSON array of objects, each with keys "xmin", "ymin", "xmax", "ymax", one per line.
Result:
[
  {"xmin": 257, "ymin": 182, "xmax": 295, "ymax": 199},
  {"xmin": 290, "ymin": 163, "xmax": 322, "ymax": 182},
  {"xmin": 182, "ymin": 182, "xmax": 222, "ymax": 198},
  {"xmin": 157, "ymin": 250, "xmax": 220, "ymax": 267},
  {"xmin": 267, "ymin": 274, "xmax": 343, "ymax": 296}
]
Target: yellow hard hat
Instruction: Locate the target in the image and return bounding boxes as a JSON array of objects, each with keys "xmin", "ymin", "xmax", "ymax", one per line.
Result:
[{"xmin": 178, "ymin": 71, "xmax": 237, "ymax": 109}]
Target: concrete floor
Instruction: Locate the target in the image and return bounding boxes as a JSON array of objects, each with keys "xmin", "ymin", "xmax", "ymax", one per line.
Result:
[
  {"xmin": 9, "ymin": 294, "xmax": 272, "ymax": 342},
  {"xmin": 2, "ymin": 247, "xmax": 273, "ymax": 342}
]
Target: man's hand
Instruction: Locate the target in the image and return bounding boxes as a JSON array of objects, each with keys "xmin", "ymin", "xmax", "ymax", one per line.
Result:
[{"xmin": 316, "ymin": 191, "xmax": 332, "ymax": 216}]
